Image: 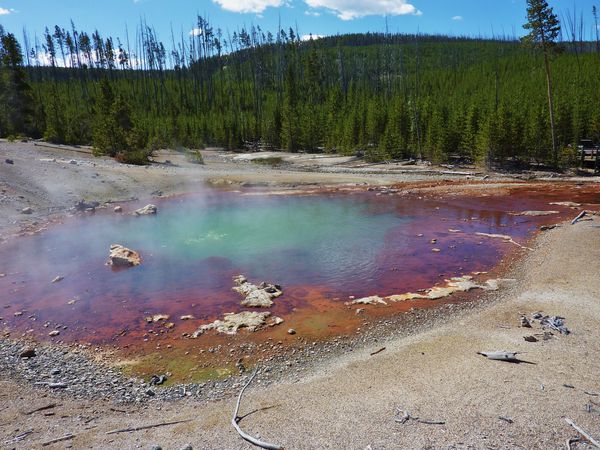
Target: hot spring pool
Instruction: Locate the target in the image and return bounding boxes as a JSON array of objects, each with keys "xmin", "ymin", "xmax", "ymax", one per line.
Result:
[{"xmin": 0, "ymin": 185, "xmax": 595, "ymax": 346}]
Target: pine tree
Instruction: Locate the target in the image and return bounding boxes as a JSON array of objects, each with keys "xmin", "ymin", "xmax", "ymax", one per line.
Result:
[
  {"xmin": 0, "ymin": 31, "xmax": 35, "ymax": 136},
  {"xmin": 523, "ymin": 0, "xmax": 561, "ymax": 166}
]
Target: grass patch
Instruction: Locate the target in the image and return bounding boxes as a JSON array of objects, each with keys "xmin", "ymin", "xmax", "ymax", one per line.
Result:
[
  {"xmin": 251, "ymin": 156, "xmax": 284, "ymax": 167},
  {"xmin": 185, "ymin": 149, "xmax": 205, "ymax": 165},
  {"xmin": 115, "ymin": 149, "xmax": 152, "ymax": 165}
]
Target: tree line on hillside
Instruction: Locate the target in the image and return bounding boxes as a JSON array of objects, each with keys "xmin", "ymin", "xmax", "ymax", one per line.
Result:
[{"xmin": 0, "ymin": 1, "xmax": 599, "ymax": 168}]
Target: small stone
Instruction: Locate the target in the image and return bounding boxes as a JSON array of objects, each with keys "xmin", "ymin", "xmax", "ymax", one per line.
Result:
[
  {"xmin": 355, "ymin": 308, "xmax": 365, "ymax": 315},
  {"xmin": 164, "ymin": 322, "xmax": 175, "ymax": 329},
  {"xmin": 134, "ymin": 204, "xmax": 157, "ymax": 216},
  {"xmin": 149, "ymin": 314, "xmax": 169, "ymax": 322},
  {"xmin": 520, "ymin": 315, "xmax": 532, "ymax": 328},
  {"xmin": 524, "ymin": 335, "xmax": 538, "ymax": 342},
  {"xmin": 69, "ymin": 159, "xmax": 78, "ymax": 165},
  {"xmin": 270, "ymin": 317, "xmax": 284, "ymax": 326},
  {"xmin": 113, "ymin": 206, "xmax": 123, "ymax": 213},
  {"xmin": 51, "ymin": 276, "xmax": 64, "ymax": 283},
  {"xmin": 48, "ymin": 330, "xmax": 60, "ymax": 337},
  {"xmin": 5, "ymin": 158, "xmax": 14, "ymax": 164},
  {"xmin": 287, "ymin": 328, "xmax": 296, "ymax": 335},
  {"xmin": 19, "ymin": 347, "xmax": 36, "ymax": 358},
  {"xmin": 150, "ymin": 446, "xmax": 162, "ymax": 450},
  {"xmin": 432, "ymin": 248, "xmax": 441, "ymax": 252},
  {"xmin": 21, "ymin": 207, "xmax": 33, "ymax": 214},
  {"xmin": 180, "ymin": 445, "xmax": 193, "ymax": 450},
  {"xmin": 180, "ymin": 315, "xmax": 194, "ymax": 320},
  {"xmin": 430, "ymin": 239, "xmax": 437, "ymax": 244}
]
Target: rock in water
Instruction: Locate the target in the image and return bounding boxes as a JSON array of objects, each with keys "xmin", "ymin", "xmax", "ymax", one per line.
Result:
[
  {"xmin": 108, "ymin": 244, "xmax": 141, "ymax": 267},
  {"xmin": 232, "ymin": 275, "xmax": 283, "ymax": 308},
  {"xmin": 192, "ymin": 311, "xmax": 281, "ymax": 337},
  {"xmin": 241, "ymin": 289, "xmax": 274, "ymax": 308},
  {"xmin": 113, "ymin": 205, "xmax": 123, "ymax": 213},
  {"xmin": 348, "ymin": 295, "xmax": 387, "ymax": 306},
  {"xmin": 134, "ymin": 204, "xmax": 157, "ymax": 216}
]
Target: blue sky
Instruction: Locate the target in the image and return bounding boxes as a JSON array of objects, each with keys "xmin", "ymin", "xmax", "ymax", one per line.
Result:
[{"xmin": 0, "ymin": 0, "xmax": 598, "ymax": 44}]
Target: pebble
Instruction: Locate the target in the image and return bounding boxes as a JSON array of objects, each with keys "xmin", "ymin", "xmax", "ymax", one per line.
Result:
[
  {"xmin": 5, "ymin": 158, "xmax": 14, "ymax": 164},
  {"xmin": 19, "ymin": 347, "xmax": 36, "ymax": 358},
  {"xmin": 113, "ymin": 206, "xmax": 123, "ymax": 213},
  {"xmin": 287, "ymin": 328, "xmax": 296, "ymax": 335},
  {"xmin": 21, "ymin": 207, "xmax": 33, "ymax": 214},
  {"xmin": 48, "ymin": 330, "xmax": 60, "ymax": 337}
]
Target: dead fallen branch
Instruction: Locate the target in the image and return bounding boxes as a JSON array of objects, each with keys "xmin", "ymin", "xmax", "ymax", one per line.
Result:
[
  {"xmin": 417, "ymin": 419, "xmax": 446, "ymax": 425},
  {"xmin": 565, "ymin": 418, "xmax": 600, "ymax": 448},
  {"xmin": 394, "ymin": 408, "xmax": 445, "ymax": 426},
  {"xmin": 41, "ymin": 434, "xmax": 75, "ymax": 447},
  {"xmin": 232, "ymin": 368, "xmax": 283, "ymax": 450},
  {"xmin": 477, "ymin": 351, "xmax": 522, "ymax": 362},
  {"xmin": 370, "ymin": 347, "xmax": 386, "ymax": 356},
  {"xmin": 499, "ymin": 416, "xmax": 514, "ymax": 424},
  {"xmin": 5, "ymin": 430, "xmax": 33, "ymax": 444},
  {"xmin": 25, "ymin": 403, "xmax": 58, "ymax": 415},
  {"xmin": 571, "ymin": 211, "xmax": 587, "ymax": 225},
  {"xmin": 106, "ymin": 419, "xmax": 192, "ymax": 435},
  {"xmin": 109, "ymin": 407, "xmax": 128, "ymax": 413}
]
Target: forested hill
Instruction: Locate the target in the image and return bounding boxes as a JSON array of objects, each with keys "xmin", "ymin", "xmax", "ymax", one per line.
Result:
[{"xmin": 1, "ymin": 25, "xmax": 599, "ymax": 167}]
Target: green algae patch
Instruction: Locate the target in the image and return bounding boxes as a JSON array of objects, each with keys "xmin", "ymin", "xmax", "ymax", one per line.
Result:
[{"xmin": 120, "ymin": 352, "xmax": 235, "ymax": 385}]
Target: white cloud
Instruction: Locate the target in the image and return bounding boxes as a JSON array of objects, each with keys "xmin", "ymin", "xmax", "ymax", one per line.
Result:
[
  {"xmin": 304, "ymin": 0, "xmax": 421, "ymax": 20},
  {"xmin": 301, "ymin": 34, "xmax": 325, "ymax": 41},
  {"xmin": 452, "ymin": 15, "xmax": 463, "ymax": 21},
  {"xmin": 0, "ymin": 7, "xmax": 15, "ymax": 15},
  {"xmin": 212, "ymin": 0, "xmax": 284, "ymax": 14},
  {"xmin": 189, "ymin": 28, "xmax": 203, "ymax": 36},
  {"xmin": 305, "ymin": 10, "xmax": 321, "ymax": 16}
]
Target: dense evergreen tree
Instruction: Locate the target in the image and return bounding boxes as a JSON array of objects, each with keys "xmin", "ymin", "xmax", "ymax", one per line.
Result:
[
  {"xmin": 1, "ymin": 12, "xmax": 600, "ymax": 169},
  {"xmin": 0, "ymin": 28, "xmax": 35, "ymax": 136}
]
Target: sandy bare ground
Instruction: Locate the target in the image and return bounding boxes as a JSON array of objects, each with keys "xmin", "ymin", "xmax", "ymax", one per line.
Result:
[{"xmin": 1, "ymin": 141, "xmax": 600, "ymax": 449}]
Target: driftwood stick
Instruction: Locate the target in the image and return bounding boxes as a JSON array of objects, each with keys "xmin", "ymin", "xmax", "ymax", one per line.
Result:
[
  {"xmin": 106, "ymin": 419, "xmax": 192, "ymax": 435},
  {"xmin": 25, "ymin": 403, "xmax": 58, "ymax": 415},
  {"xmin": 571, "ymin": 211, "xmax": 587, "ymax": 225},
  {"xmin": 370, "ymin": 347, "xmax": 386, "ymax": 356},
  {"xmin": 565, "ymin": 418, "xmax": 600, "ymax": 448},
  {"xmin": 41, "ymin": 434, "xmax": 75, "ymax": 446},
  {"xmin": 417, "ymin": 419, "xmax": 446, "ymax": 425},
  {"xmin": 232, "ymin": 368, "xmax": 283, "ymax": 450}
]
